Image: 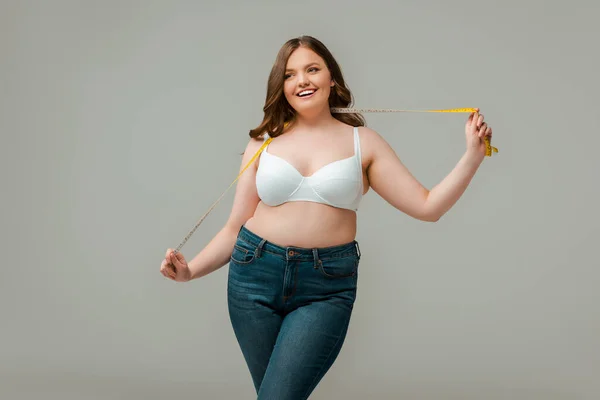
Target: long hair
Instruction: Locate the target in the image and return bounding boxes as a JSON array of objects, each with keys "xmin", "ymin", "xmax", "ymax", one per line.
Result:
[{"xmin": 249, "ymin": 36, "xmax": 365, "ymax": 139}]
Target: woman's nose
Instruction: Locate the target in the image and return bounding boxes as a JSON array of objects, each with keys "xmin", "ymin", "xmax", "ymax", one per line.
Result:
[{"xmin": 297, "ymin": 73, "xmax": 309, "ymax": 86}]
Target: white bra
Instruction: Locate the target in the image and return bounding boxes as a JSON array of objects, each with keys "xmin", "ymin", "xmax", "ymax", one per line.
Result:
[{"xmin": 255, "ymin": 127, "xmax": 364, "ymax": 211}]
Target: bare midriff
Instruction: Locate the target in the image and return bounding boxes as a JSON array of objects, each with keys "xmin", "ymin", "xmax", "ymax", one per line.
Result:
[{"xmin": 244, "ymin": 201, "xmax": 358, "ymax": 248}]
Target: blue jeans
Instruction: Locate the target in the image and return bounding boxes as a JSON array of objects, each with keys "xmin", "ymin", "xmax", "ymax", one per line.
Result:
[{"xmin": 227, "ymin": 225, "xmax": 361, "ymax": 399}]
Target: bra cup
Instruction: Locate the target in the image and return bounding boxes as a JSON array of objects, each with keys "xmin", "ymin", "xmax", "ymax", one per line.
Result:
[
  {"xmin": 255, "ymin": 158, "xmax": 301, "ymax": 206},
  {"xmin": 311, "ymin": 178, "xmax": 361, "ymax": 207}
]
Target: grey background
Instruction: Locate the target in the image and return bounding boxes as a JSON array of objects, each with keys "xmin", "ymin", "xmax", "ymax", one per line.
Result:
[{"xmin": 1, "ymin": 0, "xmax": 599, "ymax": 399}]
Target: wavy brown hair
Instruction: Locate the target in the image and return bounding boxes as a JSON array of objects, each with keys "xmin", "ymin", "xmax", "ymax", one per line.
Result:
[{"xmin": 249, "ymin": 36, "xmax": 365, "ymax": 139}]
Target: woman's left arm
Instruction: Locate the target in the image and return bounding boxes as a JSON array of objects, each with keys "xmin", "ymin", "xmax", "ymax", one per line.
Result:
[{"xmin": 365, "ymin": 110, "xmax": 492, "ymax": 222}]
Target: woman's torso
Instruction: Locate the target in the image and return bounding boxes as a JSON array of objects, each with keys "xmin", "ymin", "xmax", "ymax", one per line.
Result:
[{"xmin": 244, "ymin": 121, "xmax": 370, "ymax": 248}]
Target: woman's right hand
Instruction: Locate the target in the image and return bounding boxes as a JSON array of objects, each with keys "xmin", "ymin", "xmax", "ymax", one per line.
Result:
[{"xmin": 160, "ymin": 248, "xmax": 192, "ymax": 282}]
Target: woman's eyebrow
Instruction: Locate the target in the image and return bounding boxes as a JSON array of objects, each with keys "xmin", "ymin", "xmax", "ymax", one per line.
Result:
[{"xmin": 285, "ymin": 62, "xmax": 320, "ymax": 72}]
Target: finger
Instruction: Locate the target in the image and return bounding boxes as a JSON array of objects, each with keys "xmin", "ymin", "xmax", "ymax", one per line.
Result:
[
  {"xmin": 479, "ymin": 122, "xmax": 487, "ymax": 137},
  {"xmin": 165, "ymin": 260, "xmax": 178, "ymax": 274},
  {"xmin": 165, "ymin": 248, "xmax": 174, "ymax": 258},
  {"xmin": 170, "ymin": 251, "xmax": 185, "ymax": 268},
  {"xmin": 160, "ymin": 261, "xmax": 169, "ymax": 273},
  {"xmin": 166, "ymin": 266, "xmax": 176, "ymax": 278},
  {"xmin": 162, "ymin": 264, "xmax": 176, "ymax": 279},
  {"xmin": 174, "ymin": 251, "xmax": 186, "ymax": 264},
  {"xmin": 481, "ymin": 123, "xmax": 488, "ymax": 137},
  {"xmin": 161, "ymin": 260, "xmax": 170, "ymax": 274},
  {"xmin": 477, "ymin": 114, "xmax": 484, "ymax": 129},
  {"xmin": 472, "ymin": 111, "xmax": 479, "ymax": 127},
  {"xmin": 161, "ymin": 257, "xmax": 177, "ymax": 274}
]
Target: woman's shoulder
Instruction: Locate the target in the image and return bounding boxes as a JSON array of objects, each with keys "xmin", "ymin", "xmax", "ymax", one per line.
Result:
[
  {"xmin": 354, "ymin": 125, "xmax": 394, "ymax": 165},
  {"xmin": 243, "ymin": 134, "xmax": 266, "ymax": 153},
  {"xmin": 355, "ymin": 125, "xmax": 384, "ymax": 145},
  {"xmin": 335, "ymin": 120, "xmax": 379, "ymax": 138}
]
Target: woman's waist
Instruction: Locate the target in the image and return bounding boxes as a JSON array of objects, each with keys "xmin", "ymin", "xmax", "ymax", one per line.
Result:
[
  {"xmin": 236, "ymin": 222, "xmax": 360, "ymax": 262},
  {"xmin": 244, "ymin": 202, "xmax": 357, "ymax": 249}
]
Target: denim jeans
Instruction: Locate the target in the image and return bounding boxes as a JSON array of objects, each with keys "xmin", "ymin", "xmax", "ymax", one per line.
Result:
[{"xmin": 227, "ymin": 225, "xmax": 361, "ymax": 399}]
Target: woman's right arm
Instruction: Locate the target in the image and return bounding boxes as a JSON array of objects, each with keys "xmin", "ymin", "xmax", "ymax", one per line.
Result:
[{"xmin": 185, "ymin": 136, "xmax": 264, "ymax": 280}]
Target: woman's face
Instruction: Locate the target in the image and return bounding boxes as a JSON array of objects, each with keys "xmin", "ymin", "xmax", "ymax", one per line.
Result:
[{"xmin": 283, "ymin": 46, "xmax": 334, "ymax": 115}]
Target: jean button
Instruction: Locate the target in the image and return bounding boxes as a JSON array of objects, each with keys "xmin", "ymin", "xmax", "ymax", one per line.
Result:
[{"xmin": 288, "ymin": 250, "xmax": 294, "ymax": 256}]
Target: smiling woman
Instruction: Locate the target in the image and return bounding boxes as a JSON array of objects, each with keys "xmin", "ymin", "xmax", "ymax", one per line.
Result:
[
  {"xmin": 249, "ymin": 35, "xmax": 365, "ymax": 139},
  {"xmin": 160, "ymin": 35, "xmax": 494, "ymax": 400}
]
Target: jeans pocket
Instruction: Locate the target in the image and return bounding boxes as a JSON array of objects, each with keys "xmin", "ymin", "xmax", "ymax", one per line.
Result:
[
  {"xmin": 317, "ymin": 256, "xmax": 358, "ymax": 278},
  {"xmin": 230, "ymin": 243, "xmax": 255, "ymax": 265}
]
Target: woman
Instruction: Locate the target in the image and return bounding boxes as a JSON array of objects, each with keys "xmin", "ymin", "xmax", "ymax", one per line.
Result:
[{"xmin": 160, "ymin": 35, "xmax": 492, "ymax": 399}]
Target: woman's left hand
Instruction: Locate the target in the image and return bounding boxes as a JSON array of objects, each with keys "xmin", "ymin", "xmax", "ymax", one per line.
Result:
[{"xmin": 465, "ymin": 109, "xmax": 492, "ymax": 162}]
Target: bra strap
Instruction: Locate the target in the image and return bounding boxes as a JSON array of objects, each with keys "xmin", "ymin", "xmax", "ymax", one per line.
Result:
[{"xmin": 353, "ymin": 127, "xmax": 362, "ymax": 167}]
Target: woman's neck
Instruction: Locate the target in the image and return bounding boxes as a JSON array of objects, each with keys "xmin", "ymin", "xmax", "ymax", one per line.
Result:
[{"xmin": 291, "ymin": 106, "xmax": 338, "ymax": 132}]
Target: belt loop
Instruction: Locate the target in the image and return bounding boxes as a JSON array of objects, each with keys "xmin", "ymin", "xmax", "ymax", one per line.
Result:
[
  {"xmin": 354, "ymin": 241, "xmax": 361, "ymax": 259},
  {"xmin": 255, "ymin": 239, "xmax": 266, "ymax": 258},
  {"xmin": 312, "ymin": 248, "xmax": 320, "ymax": 269}
]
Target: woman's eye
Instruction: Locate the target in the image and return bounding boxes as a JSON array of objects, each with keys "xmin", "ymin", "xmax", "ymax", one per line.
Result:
[{"xmin": 308, "ymin": 67, "xmax": 319, "ymax": 73}]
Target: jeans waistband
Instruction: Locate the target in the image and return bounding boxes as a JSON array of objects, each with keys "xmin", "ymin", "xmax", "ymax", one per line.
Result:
[{"xmin": 237, "ymin": 225, "xmax": 361, "ymax": 261}]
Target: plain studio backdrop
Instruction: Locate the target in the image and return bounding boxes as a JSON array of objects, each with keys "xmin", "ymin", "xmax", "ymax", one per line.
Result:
[{"xmin": 1, "ymin": 1, "xmax": 598, "ymax": 399}]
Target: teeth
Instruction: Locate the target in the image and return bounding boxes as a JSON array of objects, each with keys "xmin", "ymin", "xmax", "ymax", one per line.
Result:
[{"xmin": 298, "ymin": 90, "xmax": 315, "ymax": 97}]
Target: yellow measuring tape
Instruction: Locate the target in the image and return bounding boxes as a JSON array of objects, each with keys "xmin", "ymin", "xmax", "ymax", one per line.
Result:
[{"xmin": 173, "ymin": 107, "xmax": 497, "ymax": 252}]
